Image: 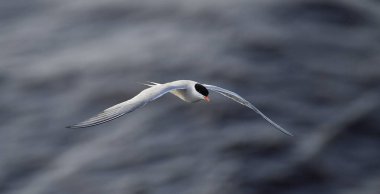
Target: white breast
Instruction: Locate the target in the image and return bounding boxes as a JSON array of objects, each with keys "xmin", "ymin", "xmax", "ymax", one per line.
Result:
[{"xmin": 166, "ymin": 80, "xmax": 203, "ymax": 103}]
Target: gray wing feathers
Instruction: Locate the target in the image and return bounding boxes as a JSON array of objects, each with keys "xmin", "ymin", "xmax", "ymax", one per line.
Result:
[
  {"xmin": 204, "ymin": 84, "xmax": 293, "ymax": 136},
  {"xmin": 67, "ymin": 101, "xmax": 147, "ymax": 128},
  {"xmin": 67, "ymin": 83, "xmax": 185, "ymax": 128}
]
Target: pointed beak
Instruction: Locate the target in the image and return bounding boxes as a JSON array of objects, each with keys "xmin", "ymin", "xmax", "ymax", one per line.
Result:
[{"xmin": 204, "ymin": 96, "xmax": 210, "ymax": 102}]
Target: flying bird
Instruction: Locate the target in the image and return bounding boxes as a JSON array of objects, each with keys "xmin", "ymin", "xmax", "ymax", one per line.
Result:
[{"xmin": 67, "ymin": 80, "xmax": 293, "ymax": 136}]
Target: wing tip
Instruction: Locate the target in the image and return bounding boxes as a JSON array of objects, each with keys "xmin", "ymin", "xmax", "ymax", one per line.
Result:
[
  {"xmin": 281, "ymin": 129, "xmax": 294, "ymax": 137},
  {"xmin": 270, "ymin": 123, "xmax": 294, "ymax": 137},
  {"xmin": 66, "ymin": 125, "xmax": 83, "ymax": 129}
]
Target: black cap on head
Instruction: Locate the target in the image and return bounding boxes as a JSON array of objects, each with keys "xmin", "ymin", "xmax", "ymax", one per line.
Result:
[{"xmin": 195, "ymin": 83, "xmax": 209, "ymax": 96}]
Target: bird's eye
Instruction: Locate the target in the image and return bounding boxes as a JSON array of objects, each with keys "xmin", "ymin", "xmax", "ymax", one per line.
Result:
[{"xmin": 195, "ymin": 83, "xmax": 209, "ymax": 96}]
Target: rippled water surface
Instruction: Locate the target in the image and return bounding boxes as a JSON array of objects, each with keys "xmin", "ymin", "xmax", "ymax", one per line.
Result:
[{"xmin": 1, "ymin": 0, "xmax": 380, "ymax": 194}]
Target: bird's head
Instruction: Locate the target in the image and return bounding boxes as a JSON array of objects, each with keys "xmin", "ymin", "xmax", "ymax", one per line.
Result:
[{"xmin": 194, "ymin": 83, "xmax": 210, "ymax": 102}]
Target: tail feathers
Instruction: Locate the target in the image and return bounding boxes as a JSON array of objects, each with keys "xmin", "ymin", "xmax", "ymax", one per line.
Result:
[
  {"xmin": 137, "ymin": 81, "xmax": 161, "ymax": 87},
  {"xmin": 147, "ymin": 81, "xmax": 160, "ymax": 85}
]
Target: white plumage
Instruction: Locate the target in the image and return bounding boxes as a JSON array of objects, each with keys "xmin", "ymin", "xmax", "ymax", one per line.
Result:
[{"xmin": 68, "ymin": 80, "xmax": 293, "ymax": 136}]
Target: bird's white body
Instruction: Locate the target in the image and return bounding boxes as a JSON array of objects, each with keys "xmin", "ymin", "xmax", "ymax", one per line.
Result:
[
  {"xmin": 68, "ymin": 80, "xmax": 293, "ymax": 136},
  {"xmin": 134, "ymin": 80, "xmax": 203, "ymax": 103},
  {"xmin": 166, "ymin": 80, "xmax": 204, "ymax": 102}
]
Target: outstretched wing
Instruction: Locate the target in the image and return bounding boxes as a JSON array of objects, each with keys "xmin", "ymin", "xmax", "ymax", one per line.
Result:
[
  {"xmin": 204, "ymin": 84, "xmax": 293, "ymax": 136},
  {"xmin": 67, "ymin": 84, "xmax": 186, "ymax": 128}
]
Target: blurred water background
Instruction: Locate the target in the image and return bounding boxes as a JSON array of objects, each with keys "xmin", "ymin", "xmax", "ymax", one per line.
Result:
[{"xmin": 1, "ymin": 0, "xmax": 380, "ymax": 193}]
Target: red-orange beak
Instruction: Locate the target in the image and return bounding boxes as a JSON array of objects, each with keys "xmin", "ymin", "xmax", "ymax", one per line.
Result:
[{"xmin": 204, "ymin": 96, "xmax": 210, "ymax": 102}]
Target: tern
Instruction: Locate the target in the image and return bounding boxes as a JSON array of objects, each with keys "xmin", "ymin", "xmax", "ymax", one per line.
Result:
[{"xmin": 67, "ymin": 80, "xmax": 293, "ymax": 136}]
